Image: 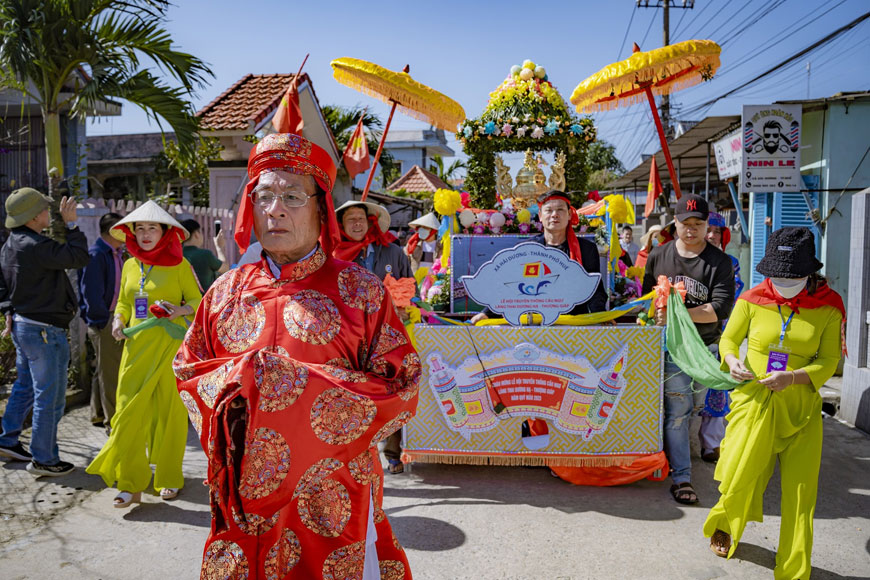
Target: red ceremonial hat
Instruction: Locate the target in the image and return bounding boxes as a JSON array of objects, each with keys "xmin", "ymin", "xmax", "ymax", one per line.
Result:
[{"xmin": 234, "ymin": 133, "xmax": 340, "ymax": 254}]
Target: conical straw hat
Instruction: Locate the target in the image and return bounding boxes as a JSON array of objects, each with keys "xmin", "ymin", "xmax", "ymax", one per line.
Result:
[
  {"xmin": 408, "ymin": 212, "xmax": 440, "ymax": 231},
  {"xmin": 110, "ymin": 200, "xmax": 189, "ymax": 242}
]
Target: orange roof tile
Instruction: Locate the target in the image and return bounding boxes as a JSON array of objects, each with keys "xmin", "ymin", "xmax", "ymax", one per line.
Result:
[
  {"xmin": 386, "ymin": 165, "xmax": 451, "ymax": 193},
  {"xmin": 197, "ymin": 73, "xmax": 310, "ymax": 132}
]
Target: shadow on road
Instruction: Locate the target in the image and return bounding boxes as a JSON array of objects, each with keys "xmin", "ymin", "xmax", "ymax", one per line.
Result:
[
  {"xmin": 385, "ymin": 462, "xmax": 692, "ymax": 522},
  {"xmin": 731, "ymin": 541, "xmax": 870, "ymax": 580},
  {"xmin": 387, "ymin": 515, "xmax": 466, "ymax": 551}
]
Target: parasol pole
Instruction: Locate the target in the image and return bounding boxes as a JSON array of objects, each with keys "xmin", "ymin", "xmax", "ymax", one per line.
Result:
[
  {"xmin": 643, "ymin": 85, "xmax": 682, "ymax": 201},
  {"xmin": 361, "ymin": 64, "xmax": 409, "ymax": 201}
]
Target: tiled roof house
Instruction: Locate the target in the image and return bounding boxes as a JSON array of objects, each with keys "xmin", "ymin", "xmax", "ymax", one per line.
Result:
[{"xmin": 196, "ymin": 73, "xmax": 349, "ymax": 210}]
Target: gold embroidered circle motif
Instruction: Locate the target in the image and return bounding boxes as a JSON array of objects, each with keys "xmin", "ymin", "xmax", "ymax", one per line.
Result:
[
  {"xmin": 217, "ymin": 293, "xmax": 266, "ymax": 353},
  {"xmin": 337, "ymin": 265, "xmax": 384, "ymax": 313},
  {"xmin": 310, "ymin": 388, "xmax": 377, "ymax": 445},
  {"xmin": 263, "ymin": 529, "xmax": 301, "ymax": 579},
  {"xmin": 196, "ymin": 361, "xmax": 233, "ymax": 409},
  {"xmin": 239, "ymin": 428, "xmax": 291, "ymax": 500},
  {"xmin": 379, "ymin": 560, "xmax": 407, "ymax": 580},
  {"xmin": 298, "ymin": 479, "xmax": 351, "ymax": 537},
  {"xmin": 283, "ymin": 289, "xmax": 340, "ymax": 345},
  {"xmin": 322, "ymin": 541, "xmax": 366, "ymax": 580},
  {"xmin": 202, "ymin": 540, "xmax": 249, "ymax": 580},
  {"xmin": 179, "ymin": 391, "xmax": 202, "ymax": 437},
  {"xmin": 254, "ymin": 350, "xmax": 309, "ymax": 412}
]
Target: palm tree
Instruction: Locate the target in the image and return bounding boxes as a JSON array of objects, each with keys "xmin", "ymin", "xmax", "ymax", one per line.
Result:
[
  {"xmin": 321, "ymin": 104, "xmax": 399, "ymax": 188},
  {"xmin": 0, "ymin": 0, "xmax": 212, "ymax": 233},
  {"xmin": 429, "ymin": 154, "xmax": 466, "ymax": 188}
]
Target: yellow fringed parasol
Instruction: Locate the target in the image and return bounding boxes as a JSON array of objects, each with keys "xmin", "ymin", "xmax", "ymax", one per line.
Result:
[
  {"xmin": 331, "ymin": 57, "xmax": 466, "ymax": 200},
  {"xmin": 570, "ymin": 40, "xmax": 721, "ymax": 199}
]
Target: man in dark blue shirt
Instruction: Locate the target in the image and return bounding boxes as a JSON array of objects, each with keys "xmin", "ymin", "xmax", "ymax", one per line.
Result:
[{"xmin": 78, "ymin": 213, "xmax": 125, "ymax": 431}]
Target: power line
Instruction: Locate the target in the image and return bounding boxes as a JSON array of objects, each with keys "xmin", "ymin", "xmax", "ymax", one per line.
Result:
[
  {"xmin": 683, "ymin": 10, "xmax": 870, "ymax": 116},
  {"xmin": 616, "ymin": 3, "xmax": 638, "ymax": 60},
  {"xmin": 720, "ymin": 0, "xmax": 788, "ymax": 47},
  {"xmin": 640, "ymin": 10, "xmax": 658, "ymax": 48},
  {"xmin": 674, "ymin": 0, "xmax": 714, "ymax": 37},
  {"xmin": 715, "ymin": 0, "xmax": 846, "ymax": 76}
]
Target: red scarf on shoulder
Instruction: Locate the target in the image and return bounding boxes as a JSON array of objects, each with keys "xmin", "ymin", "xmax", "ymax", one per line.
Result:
[
  {"xmin": 333, "ymin": 215, "xmax": 396, "ymax": 262},
  {"xmin": 740, "ymin": 278, "xmax": 847, "ymax": 354},
  {"xmin": 117, "ymin": 224, "xmax": 184, "ymax": 267},
  {"xmin": 404, "ymin": 228, "xmax": 437, "ymax": 255}
]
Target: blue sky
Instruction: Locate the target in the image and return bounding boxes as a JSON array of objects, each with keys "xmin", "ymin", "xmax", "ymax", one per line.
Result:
[{"xmin": 88, "ymin": 0, "xmax": 870, "ymax": 173}]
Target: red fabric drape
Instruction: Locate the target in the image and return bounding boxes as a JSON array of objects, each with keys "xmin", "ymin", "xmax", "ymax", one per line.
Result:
[
  {"xmin": 404, "ymin": 229, "xmax": 436, "ymax": 256},
  {"xmin": 334, "ymin": 215, "xmax": 396, "ymax": 262},
  {"xmin": 117, "ymin": 224, "xmax": 184, "ymax": 267},
  {"xmin": 740, "ymin": 278, "xmax": 847, "ymax": 355},
  {"xmin": 740, "ymin": 278, "xmax": 845, "ymax": 318},
  {"xmin": 551, "ymin": 452, "xmax": 669, "ymax": 487}
]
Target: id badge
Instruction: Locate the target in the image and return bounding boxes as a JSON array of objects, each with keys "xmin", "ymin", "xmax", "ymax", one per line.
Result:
[
  {"xmin": 134, "ymin": 291, "xmax": 149, "ymax": 319},
  {"xmin": 766, "ymin": 344, "xmax": 791, "ymax": 374}
]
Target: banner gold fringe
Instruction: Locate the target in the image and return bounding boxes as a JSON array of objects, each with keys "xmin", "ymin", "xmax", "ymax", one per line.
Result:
[{"xmin": 401, "ymin": 451, "xmax": 638, "ymax": 468}]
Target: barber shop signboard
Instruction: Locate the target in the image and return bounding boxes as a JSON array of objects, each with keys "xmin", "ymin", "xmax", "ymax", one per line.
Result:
[
  {"xmin": 741, "ymin": 104, "xmax": 802, "ymax": 193},
  {"xmin": 461, "ymin": 242, "xmax": 601, "ymax": 326}
]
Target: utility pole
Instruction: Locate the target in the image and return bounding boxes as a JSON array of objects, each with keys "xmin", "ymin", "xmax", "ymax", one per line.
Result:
[{"xmin": 637, "ymin": 1, "xmax": 695, "ymax": 140}]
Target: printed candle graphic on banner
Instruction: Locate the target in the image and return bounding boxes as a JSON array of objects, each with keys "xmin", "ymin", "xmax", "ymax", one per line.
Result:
[{"xmin": 426, "ymin": 342, "xmax": 630, "ymax": 442}]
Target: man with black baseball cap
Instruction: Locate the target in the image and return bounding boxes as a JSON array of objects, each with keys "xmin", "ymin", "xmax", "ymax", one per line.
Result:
[{"xmin": 641, "ymin": 194, "xmax": 736, "ymax": 505}]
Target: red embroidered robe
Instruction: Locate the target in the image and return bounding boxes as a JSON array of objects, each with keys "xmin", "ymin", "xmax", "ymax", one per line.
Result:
[{"xmin": 174, "ymin": 246, "xmax": 420, "ymax": 579}]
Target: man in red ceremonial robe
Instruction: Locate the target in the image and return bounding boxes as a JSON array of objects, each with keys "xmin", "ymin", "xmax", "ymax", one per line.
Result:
[{"xmin": 174, "ymin": 133, "xmax": 420, "ymax": 580}]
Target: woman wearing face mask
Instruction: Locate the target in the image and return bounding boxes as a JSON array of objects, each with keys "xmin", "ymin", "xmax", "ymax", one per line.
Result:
[
  {"xmin": 404, "ymin": 212, "xmax": 441, "ymax": 272},
  {"xmin": 704, "ymin": 227, "xmax": 845, "ymax": 580},
  {"xmin": 87, "ymin": 201, "xmax": 202, "ymax": 508}
]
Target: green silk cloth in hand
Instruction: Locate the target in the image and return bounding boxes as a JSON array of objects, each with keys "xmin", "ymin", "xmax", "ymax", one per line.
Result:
[
  {"xmin": 122, "ymin": 316, "xmax": 188, "ymax": 341},
  {"xmin": 666, "ymin": 289, "xmax": 746, "ymax": 391}
]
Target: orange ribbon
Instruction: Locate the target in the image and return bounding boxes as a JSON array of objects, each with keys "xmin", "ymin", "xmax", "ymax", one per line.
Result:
[{"xmin": 653, "ymin": 275, "xmax": 686, "ymax": 309}]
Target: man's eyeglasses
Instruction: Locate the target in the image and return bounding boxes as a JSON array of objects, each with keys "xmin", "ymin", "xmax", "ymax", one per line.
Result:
[{"xmin": 251, "ymin": 188, "xmax": 316, "ymax": 209}]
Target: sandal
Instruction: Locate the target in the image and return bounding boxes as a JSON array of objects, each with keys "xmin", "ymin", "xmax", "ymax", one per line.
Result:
[
  {"xmin": 159, "ymin": 488, "xmax": 179, "ymax": 500},
  {"xmin": 670, "ymin": 482, "xmax": 699, "ymax": 505},
  {"xmin": 113, "ymin": 491, "xmax": 141, "ymax": 509},
  {"xmin": 710, "ymin": 529, "xmax": 731, "ymax": 558},
  {"xmin": 387, "ymin": 459, "xmax": 404, "ymax": 475}
]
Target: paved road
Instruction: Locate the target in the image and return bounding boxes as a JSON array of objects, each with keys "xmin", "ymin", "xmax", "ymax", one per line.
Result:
[{"xmin": 1, "ymin": 405, "xmax": 868, "ymax": 580}]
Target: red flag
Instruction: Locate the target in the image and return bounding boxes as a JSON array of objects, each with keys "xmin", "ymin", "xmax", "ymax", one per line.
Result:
[
  {"xmin": 644, "ymin": 157, "xmax": 664, "ymax": 218},
  {"xmin": 272, "ymin": 76, "xmax": 304, "ymax": 134},
  {"xmin": 342, "ymin": 115, "xmax": 370, "ymax": 180}
]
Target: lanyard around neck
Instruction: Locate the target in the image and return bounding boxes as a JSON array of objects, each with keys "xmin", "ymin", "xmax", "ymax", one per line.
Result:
[
  {"xmin": 139, "ymin": 261, "xmax": 155, "ymax": 293},
  {"xmin": 777, "ymin": 305, "xmax": 795, "ymax": 346}
]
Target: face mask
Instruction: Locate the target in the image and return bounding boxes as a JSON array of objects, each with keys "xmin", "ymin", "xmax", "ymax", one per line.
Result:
[
  {"xmin": 652, "ymin": 237, "xmax": 660, "ymax": 247},
  {"xmin": 770, "ymin": 277, "xmax": 807, "ymax": 299},
  {"xmin": 417, "ymin": 227, "xmax": 430, "ymax": 239}
]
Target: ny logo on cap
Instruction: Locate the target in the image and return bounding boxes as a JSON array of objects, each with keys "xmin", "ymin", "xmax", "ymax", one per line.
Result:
[{"xmin": 686, "ymin": 199, "xmax": 698, "ymax": 211}]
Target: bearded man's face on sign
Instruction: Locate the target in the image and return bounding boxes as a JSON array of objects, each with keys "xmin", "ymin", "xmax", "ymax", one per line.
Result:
[{"xmin": 763, "ymin": 121, "xmax": 783, "ymax": 155}]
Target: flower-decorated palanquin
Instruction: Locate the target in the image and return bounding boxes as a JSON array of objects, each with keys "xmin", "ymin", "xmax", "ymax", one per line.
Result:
[{"xmin": 458, "ymin": 60, "xmax": 597, "ymax": 208}]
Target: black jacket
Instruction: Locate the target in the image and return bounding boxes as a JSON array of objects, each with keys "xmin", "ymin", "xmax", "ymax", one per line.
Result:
[{"xmin": 0, "ymin": 226, "xmax": 90, "ymax": 328}]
